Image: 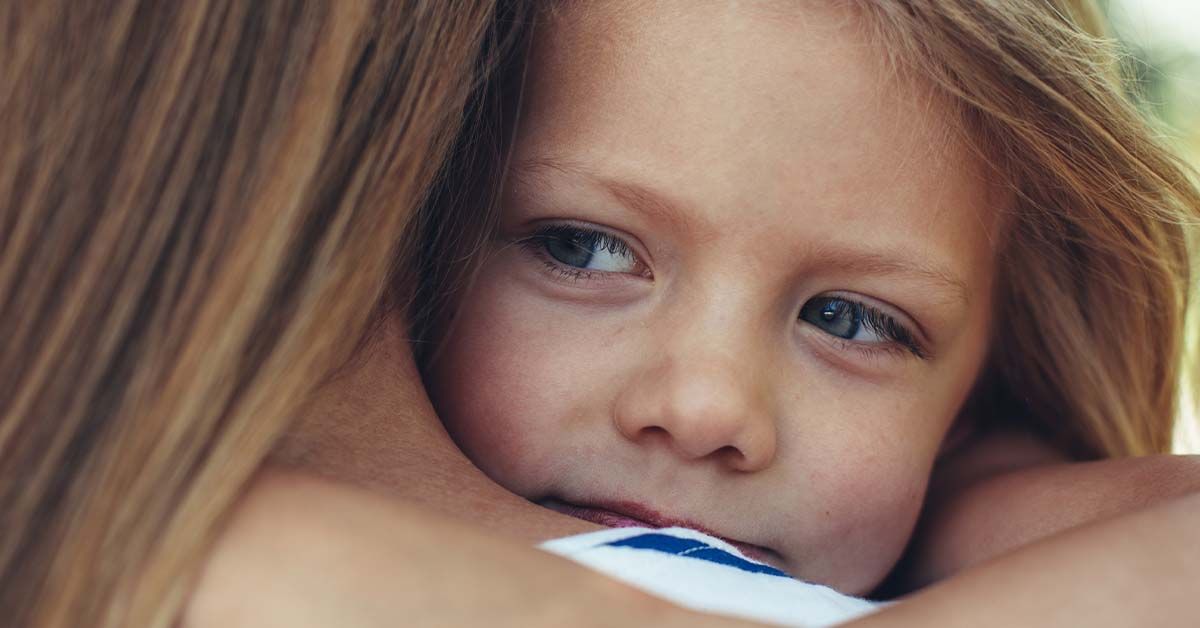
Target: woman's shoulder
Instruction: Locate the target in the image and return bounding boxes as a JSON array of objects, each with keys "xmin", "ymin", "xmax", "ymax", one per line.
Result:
[
  {"xmin": 182, "ymin": 471, "xmax": 398, "ymax": 628},
  {"xmin": 181, "ymin": 470, "xmax": 754, "ymax": 628}
]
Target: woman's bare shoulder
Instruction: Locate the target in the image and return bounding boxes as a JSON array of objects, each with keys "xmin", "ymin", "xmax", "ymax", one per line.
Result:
[
  {"xmin": 182, "ymin": 470, "xmax": 756, "ymax": 628},
  {"xmin": 184, "ymin": 470, "xmax": 1200, "ymax": 628}
]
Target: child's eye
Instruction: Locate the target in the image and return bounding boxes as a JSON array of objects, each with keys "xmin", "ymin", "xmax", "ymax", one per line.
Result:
[
  {"xmin": 523, "ymin": 224, "xmax": 646, "ymax": 276},
  {"xmin": 798, "ymin": 296, "xmax": 926, "ymax": 359}
]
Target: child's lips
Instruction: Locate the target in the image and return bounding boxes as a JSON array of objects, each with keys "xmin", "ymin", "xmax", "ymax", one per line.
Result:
[
  {"xmin": 538, "ymin": 497, "xmax": 778, "ymax": 564},
  {"xmin": 541, "ymin": 498, "xmax": 656, "ymax": 529}
]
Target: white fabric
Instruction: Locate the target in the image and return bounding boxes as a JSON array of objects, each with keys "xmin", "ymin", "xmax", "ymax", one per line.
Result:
[{"xmin": 540, "ymin": 526, "xmax": 881, "ymax": 627}]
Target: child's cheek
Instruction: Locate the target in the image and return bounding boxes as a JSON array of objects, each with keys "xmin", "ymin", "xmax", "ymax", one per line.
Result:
[
  {"xmin": 784, "ymin": 414, "xmax": 934, "ymax": 592},
  {"xmin": 429, "ymin": 264, "xmax": 620, "ymax": 498},
  {"xmin": 829, "ymin": 460, "xmax": 926, "ymax": 589},
  {"xmin": 800, "ymin": 352, "xmax": 984, "ymax": 590}
]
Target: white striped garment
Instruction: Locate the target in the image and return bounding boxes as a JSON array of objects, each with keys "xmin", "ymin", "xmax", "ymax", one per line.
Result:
[{"xmin": 541, "ymin": 526, "xmax": 881, "ymax": 627}]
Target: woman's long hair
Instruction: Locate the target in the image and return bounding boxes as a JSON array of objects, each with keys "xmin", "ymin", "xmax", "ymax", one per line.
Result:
[
  {"xmin": 0, "ymin": 1, "xmax": 516, "ymax": 626},
  {"xmin": 859, "ymin": 0, "xmax": 1199, "ymax": 458}
]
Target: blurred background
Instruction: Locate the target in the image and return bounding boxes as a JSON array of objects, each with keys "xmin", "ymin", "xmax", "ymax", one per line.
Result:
[
  {"xmin": 1098, "ymin": 0, "xmax": 1200, "ymax": 452},
  {"xmin": 1103, "ymin": 0, "xmax": 1200, "ymax": 160}
]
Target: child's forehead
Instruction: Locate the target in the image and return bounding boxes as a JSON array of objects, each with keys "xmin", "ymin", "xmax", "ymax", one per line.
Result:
[
  {"xmin": 526, "ymin": 1, "xmax": 962, "ymax": 162},
  {"xmin": 521, "ymin": 4, "xmax": 992, "ymax": 212},
  {"xmin": 541, "ymin": 0, "xmax": 856, "ymax": 42},
  {"xmin": 537, "ymin": 2, "xmax": 847, "ymax": 75}
]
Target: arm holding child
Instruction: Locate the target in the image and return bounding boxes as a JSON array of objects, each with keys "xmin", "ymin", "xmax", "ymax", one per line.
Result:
[
  {"xmin": 186, "ymin": 457, "xmax": 1200, "ymax": 628},
  {"xmin": 890, "ymin": 426, "xmax": 1200, "ymax": 592}
]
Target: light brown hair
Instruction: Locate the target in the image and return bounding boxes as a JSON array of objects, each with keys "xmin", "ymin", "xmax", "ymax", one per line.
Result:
[
  {"xmin": 0, "ymin": 1, "xmax": 516, "ymax": 626},
  {"xmin": 855, "ymin": 0, "xmax": 1198, "ymax": 458}
]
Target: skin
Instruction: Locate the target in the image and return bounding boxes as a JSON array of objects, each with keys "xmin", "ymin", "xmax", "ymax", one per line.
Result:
[
  {"xmin": 186, "ymin": 471, "xmax": 753, "ymax": 628},
  {"xmin": 185, "ymin": 469, "xmax": 1200, "ymax": 628},
  {"xmin": 426, "ymin": 1, "xmax": 999, "ymax": 593},
  {"xmin": 898, "ymin": 431, "xmax": 1200, "ymax": 591}
]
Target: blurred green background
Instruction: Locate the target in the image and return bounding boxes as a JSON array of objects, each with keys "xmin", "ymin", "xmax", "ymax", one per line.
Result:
[
  {"xmin": 1102, "ymin": 0, "xmax": 1200, "ymax": 161},
  {"xmin": 1098, "ymin": 0, "xmax": 1199, "ymax": 452}
]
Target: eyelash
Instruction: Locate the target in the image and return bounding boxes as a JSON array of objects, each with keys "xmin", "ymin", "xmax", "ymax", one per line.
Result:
[
  {"xmin": 514, "ymin": 223, "xmax": 927, "ymax": 360},
  {"xmin": 814, "ymin": 298, "xmax": 927, "ymax": 360},
  {"xmin": 517, "ymin": 223, "xmax": 641, "ymax": 282}
]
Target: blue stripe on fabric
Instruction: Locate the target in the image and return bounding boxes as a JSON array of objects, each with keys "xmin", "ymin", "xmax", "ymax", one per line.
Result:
[{"xmin": 604, "ymin": 533, "xmax": 790, "ymax": 578}]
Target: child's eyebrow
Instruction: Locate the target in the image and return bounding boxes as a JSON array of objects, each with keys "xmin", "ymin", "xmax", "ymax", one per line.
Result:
[
  {"xmin": 511, "ymin": 156, "xmax": 694, "ymax": 236},
  {"xmin": 511, "ymin": 156, "xmax": 972, "ymax": 306},
  {"xmin": 802, "ymin": 244, "xmax": 972, "ymax": 307}
]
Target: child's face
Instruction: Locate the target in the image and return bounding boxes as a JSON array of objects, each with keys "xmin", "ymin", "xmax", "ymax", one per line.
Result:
[{"xmin": 428, "ymin": 2, "xmax": 999, "ymax": 594}]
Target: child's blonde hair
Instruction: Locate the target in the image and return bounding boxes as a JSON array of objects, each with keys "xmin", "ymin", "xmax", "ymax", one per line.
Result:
[{"xmin": 855, "ymin": 0, "xmax": 1198, "ymax": 457}]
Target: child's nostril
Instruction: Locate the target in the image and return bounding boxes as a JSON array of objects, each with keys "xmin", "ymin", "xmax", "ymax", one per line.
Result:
[
  {"xmin": 714, "ymin": 445, "xmax": 744, "ymax": 463},
  {"xmin": 638, "ymin": 425, "xmax": 669, "ymax": 439}
]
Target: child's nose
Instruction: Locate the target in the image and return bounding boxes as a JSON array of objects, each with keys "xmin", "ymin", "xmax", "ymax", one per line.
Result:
[{"xmin": 612, "ymin": 358, "xmax": 777, "ymax": 472}]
